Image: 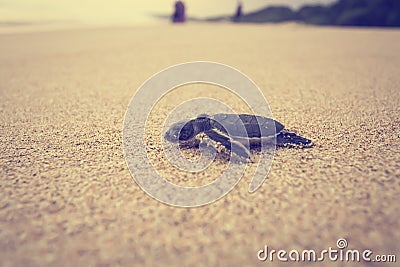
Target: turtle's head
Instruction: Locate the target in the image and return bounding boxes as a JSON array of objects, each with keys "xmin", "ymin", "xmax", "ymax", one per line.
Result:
[{"xmin": 164, "ymin": 119, "xmax": 196, "ymax": 143}]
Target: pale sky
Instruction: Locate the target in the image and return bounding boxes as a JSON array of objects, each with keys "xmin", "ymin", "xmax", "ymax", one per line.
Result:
[{"xmin": 0, "ymin": 0, "xmax": 335, "ymax": 25}]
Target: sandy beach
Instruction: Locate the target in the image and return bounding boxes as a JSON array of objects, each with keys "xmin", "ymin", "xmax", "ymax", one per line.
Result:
[{"xmin": 1, "ymin": 23, "xmax": 399, "ymax": 266}]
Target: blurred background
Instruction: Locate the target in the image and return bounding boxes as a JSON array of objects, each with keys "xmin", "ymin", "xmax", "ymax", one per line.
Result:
[
  {"xmin": 2, "ymin": 0, "xmax": 400, "ymax": 32},
  {"xmin": 1, "ymin": 0, "xmax": 399, "ymax": 31},
  {"xmin": 0, "ymin": 0, "xmax": 345, "ymax": 26}
]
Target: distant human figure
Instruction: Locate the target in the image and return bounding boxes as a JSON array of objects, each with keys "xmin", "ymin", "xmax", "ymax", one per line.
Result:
[
  {"xmin": 172, "ymin": 1, "xmax": 186, "ymax": 23},
  {"xmin": 233, "ymin": 1, "xmax": 243, "ymax": 22}
]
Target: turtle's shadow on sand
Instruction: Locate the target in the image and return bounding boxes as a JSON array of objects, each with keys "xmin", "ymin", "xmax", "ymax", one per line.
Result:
[{"xmin": 178, "ymin": 143, "xmax": 315, "ymax": 164}]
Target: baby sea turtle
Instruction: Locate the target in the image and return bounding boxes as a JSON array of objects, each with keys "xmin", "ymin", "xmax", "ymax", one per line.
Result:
[{"xmin": 164, "ymin": 113, "xmax": 312, "ymax": 159}]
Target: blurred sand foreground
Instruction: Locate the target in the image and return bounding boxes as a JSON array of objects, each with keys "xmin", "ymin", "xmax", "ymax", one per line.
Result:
[{"xmin": 0, "ymin": 24, "xmax": 399, "ymax": 266}]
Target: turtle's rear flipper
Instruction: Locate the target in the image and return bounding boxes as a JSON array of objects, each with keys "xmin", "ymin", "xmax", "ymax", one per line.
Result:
[
  {"xmin": 205, "ymin": 129, "xmax": 251, "ymax": 159},
  {"xmin": 277, "ymin": 131, "xmax": 313, "ymax": 147}
]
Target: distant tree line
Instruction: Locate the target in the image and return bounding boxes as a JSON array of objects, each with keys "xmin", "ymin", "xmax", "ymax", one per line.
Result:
[{"xmin": 233, "ymin": 0, "xmax": 400, "ymax": 27}]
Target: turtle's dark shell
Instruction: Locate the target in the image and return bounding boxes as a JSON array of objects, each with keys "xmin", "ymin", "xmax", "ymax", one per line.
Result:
[{"xmin": 210, "ymin": 114, "xmax": 284, "ymax": 138}]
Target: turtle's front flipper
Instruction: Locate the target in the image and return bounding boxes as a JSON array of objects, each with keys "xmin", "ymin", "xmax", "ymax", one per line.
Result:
[
  {"xmin": 205, "ymin": 129, "xmax": 251, "ymax": 159},
  {"xmin": 277, "ymin": 131, "xmax": 312, "ymax": 147},
  {"xmin": 178, "ymin": 137, "xmax": 200, "ymax": 149}
]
